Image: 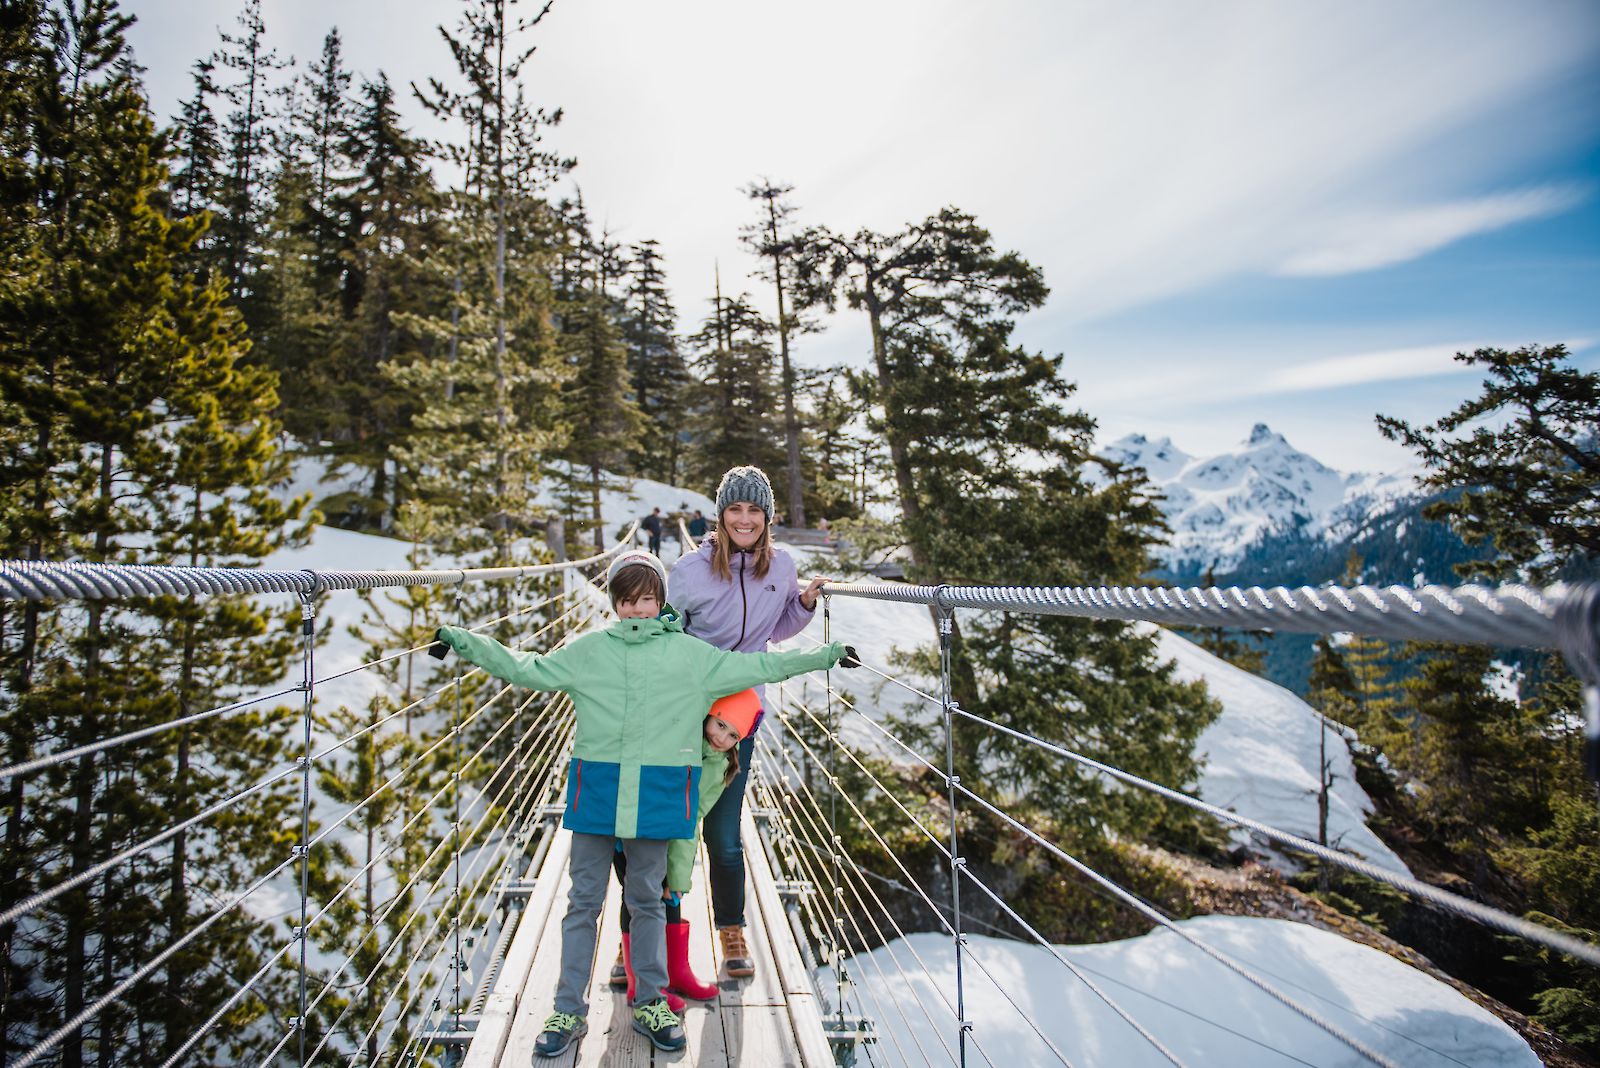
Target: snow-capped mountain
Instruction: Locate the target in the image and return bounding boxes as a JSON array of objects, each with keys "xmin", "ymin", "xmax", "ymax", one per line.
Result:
[{"xmin": 1102, "ymin": 424, "xmax": 1415, "ymax": 576}]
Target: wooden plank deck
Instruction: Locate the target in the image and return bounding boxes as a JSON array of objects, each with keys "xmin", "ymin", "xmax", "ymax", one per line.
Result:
[{"xmin": 463, "ymin": 813, "xmax": 831, "ymax": 1068}]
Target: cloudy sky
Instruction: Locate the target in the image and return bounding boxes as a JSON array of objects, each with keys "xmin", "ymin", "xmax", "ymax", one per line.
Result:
[{"xmin": 125, "ymin": 0, "xmax": 1600, "ymax": 473}]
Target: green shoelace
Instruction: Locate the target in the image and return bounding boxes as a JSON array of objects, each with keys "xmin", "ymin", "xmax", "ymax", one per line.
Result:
[
  {"xmin": 541, "ymin": 1011, "xmax": 582, "ymax": 1034},
  {"xmin": 633, "ymin": 1000, "xmax": 680, "ymax": 1030}
]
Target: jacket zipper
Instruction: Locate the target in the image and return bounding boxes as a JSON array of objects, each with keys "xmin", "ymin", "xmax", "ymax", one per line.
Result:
[
  {"xmin": 736, "ymin": 553, "xmax": 748, "ymax": 647},
  {"xmin": 572, "ymin": 759, "xmax": 582, "ymax": 807},
  {"xmin": 684, "ymin": 766, "xmax": 693, "ymax": 820}
]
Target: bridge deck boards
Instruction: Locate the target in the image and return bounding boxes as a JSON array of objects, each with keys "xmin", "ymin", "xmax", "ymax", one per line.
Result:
[{"xmin": 484, "ymin": 833, "xmax": 813, "ymax": 1067}]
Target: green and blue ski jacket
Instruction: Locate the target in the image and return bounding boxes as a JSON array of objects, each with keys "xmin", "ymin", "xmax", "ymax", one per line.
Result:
[{"xmin": 434, "ymin": 607, "xmax": 844, "ymax": 840}]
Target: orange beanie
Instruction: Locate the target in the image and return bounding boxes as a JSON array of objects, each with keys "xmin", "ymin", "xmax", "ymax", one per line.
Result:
[{"xmin": 709, "ymin": 688, "xmax": 762, "ymax": 740}]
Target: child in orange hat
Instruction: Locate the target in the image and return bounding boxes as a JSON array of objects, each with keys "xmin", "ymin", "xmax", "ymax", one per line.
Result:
[{"xmin": 611, "ymin": 688, "xmax": 765, "ymax": 1004}]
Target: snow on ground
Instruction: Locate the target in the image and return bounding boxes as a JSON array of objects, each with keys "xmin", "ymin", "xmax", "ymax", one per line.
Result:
[
  {"xmin": 831, "ymin": 917, "xmax": 1536, "ymax": 1067},
  {"xmin": 1162, "ymin": 629, "xmax": 1411, "ymax": 876}
]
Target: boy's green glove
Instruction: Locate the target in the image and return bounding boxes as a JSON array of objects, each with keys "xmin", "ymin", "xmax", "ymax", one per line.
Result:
[
  {"xmin": 428, "ymin": 627, "xmax": 452, "ymax": 660},
  {"xmin": 839, "ymin": 644, "xmax": 862, "ymax": 669}
]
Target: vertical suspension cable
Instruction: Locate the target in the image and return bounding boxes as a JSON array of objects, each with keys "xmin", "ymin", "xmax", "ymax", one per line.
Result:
[
  {"xmin": 294, "ymin": 591, "xmax": 317, "ymax": 1067},
  {"xmin": 451, "ymin": 580, "xmax": 465, "ymax": 1038},
  {"xmin": 824, "ymin": 593, "xmax": 849, "ymax": 1031},
  {"xmin": 937, "ymin": 588, "xmax": 970, "ymax": 1067}
]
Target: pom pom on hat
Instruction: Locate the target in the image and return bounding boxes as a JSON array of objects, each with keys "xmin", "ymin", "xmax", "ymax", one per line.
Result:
[
  {"xmin": 715, "ymin": 466, "xmax": 774, "ymax": 520},
  {"xmin": 709, "ymin": 688, "xmax": 761, "ymax": 740}
]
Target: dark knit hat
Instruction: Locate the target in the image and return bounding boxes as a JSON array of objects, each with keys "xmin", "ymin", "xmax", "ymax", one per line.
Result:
[{"xmin": 715, "ymin": 466, "xmax": 774, "ymax": 520}]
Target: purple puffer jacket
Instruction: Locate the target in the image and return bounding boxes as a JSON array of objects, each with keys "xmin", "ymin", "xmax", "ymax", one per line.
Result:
[{"xmin": 668, "ymin": 540, "xmax": 817, "ymax": 729}]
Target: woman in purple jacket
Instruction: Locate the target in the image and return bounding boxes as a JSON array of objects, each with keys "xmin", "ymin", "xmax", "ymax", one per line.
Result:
[{"xmin": 666, "ymin": 466, "xmax": 826, "ymax": 977}]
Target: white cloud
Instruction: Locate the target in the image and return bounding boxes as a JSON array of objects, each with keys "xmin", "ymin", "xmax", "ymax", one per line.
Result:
[
  {"xmin": 1246, "ymin": 343, "xmax": 1473, "ymax": 393},
  {"xmin": 1277, "ymin": 186, "xmax": 1588, "ymax": 277}
]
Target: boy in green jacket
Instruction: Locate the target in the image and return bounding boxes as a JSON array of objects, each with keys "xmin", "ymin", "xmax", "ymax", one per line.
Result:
[
  {"xmin": 610, "ymin": 686, "xmax": 762, "ymax": 1005},
  {"xmin": 431, "ymin": 549, "xmax": 854, "ymax": 1056}
]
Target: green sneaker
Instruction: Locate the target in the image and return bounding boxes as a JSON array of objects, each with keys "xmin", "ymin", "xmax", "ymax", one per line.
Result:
[
  {"xmin": 534, "ymin": 1011, "xmax": 586, "ymax": 1058},
  {"xmin": 631, "ymin": 996, "xmax": 686, "ymax": 1051}
]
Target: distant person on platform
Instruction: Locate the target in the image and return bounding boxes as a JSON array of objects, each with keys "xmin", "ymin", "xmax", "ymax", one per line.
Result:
[
  {"xmin": 641, "ymin": 507, "xmax": 663, "ymax": 555},
  {"xmin": 687, "ymin": 510, "xmax": 708, "ymax": 540}
]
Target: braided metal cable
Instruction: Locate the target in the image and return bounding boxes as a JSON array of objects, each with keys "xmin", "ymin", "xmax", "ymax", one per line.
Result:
[
  {"xmin": 821, "ymin": 579, "xmax": 1589, "ymax": 649},
  {"xmin": 0, "ymin": 525, "xmax": 637, "ymax": 602}
]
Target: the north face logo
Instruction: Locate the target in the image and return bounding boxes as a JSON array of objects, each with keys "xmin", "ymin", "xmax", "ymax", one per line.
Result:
[{"xmin": 764, "ymin": 584, "xmax": 777, "ymax": 592}]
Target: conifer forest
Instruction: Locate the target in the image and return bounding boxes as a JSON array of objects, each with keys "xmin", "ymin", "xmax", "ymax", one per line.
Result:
[{"xmin": 1, "ymin": 1, "xmax": 1597, "ymax": 1065}]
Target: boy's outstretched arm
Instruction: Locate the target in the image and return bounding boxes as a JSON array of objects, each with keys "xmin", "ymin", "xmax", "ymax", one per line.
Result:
[
  {"xmin": 698, "ymin": 639, "xmax": 855, "ymax": 699},
  {"xmin": 432, "ymin": 625, "xmax": 579, "ymax": 693}
]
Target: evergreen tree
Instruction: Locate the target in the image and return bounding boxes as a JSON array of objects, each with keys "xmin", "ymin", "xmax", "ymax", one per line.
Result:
[
  {"xmin": 802, "ymin": 376, "xmax": 864, "ymax": 523},
  {"xmin": 682, "ymin": 281, "xmax": 783, "ymax": 491},
  {"xmin": 210, "ymin": 0, "xmax": 290, "ymax": 314},
  {"xmin": 799, "ymin": 207, "xmax": 1218, "ymax": 917},
  {"xmin": 622, "ymin": 238, "xmax": 689, "ymax": 483},
  {"xmin": 0, "ymin": 5, "xmax": 305, "ymax": 1061},
  {"xmin": 1378, "ymin": 345, "xmax": 1600, "ymax": 1048},
  {"xmin": 1377, "ymin": 343, "xmax": 1599, "ymax": 582},
  {"xmin": 742, "ymin": 179, "xmax": 809, "ymax": 524},
  {"xmin": 303, "ymin": 73, "xmax": 444, "ymax": 528},
  {"xmin": 400, "ymin": 0, "xmax": 570, "ymax": 565},
  {"xmin": 558, "ymin": 272, "xmax": 644, "ymax": 551}
]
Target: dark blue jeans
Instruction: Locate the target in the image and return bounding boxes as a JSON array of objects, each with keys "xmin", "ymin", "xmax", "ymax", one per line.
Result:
[{"xmin": 703, "ymin": 734, "xmax": 755, "ymax": 928}]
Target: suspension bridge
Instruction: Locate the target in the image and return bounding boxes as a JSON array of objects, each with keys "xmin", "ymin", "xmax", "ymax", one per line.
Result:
[{"xmin": 0, "ymin": 524, "xmax": 1596, "ymax": 1067}]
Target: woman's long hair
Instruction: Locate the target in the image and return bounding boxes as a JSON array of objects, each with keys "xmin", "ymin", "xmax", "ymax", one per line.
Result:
[
  {"xmin": 723, "ymin": 742, "xmax": 741, "ymax": 786},
  {"xmin": 710, "ymin": 513, "xmax": 773, "ymax": 582}
]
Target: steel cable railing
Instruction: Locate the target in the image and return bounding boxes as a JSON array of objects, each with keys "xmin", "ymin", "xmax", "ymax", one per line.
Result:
[
  {"xmin": 752, "ymin": 725, "xmax": 935, "ymax": 1066},
  {"xmin": 324, "ymin": 709, "xmax": 575, "ymax": 1067},
  {"xmin": 312, "ymin": 613, "xmax": 599, "ymax": 1065},
  {"xmin": 386, "ymin": 718, "xmax": 577, "ymax": 1066},
  {"xmin": 0, "ymin": 531, "xmax": 636, "ymax": 602},
  {"xmin": 4, "ymin": 536, "xmax": 625, "ymax": 1068},
  {"xmin": 791, "ymin": 626, "xmax": 1600, "ymax": 971},
  {"xmin": 771, "ymin": 653, "xmax": 1409, "ymax": 1067},
  {"xmin": 154, "ymin": 667, "xmax": 581, "ymax": 1068},
  {"xmin": 765, "ymin": 692, "xmax": 1085, "ymax": 1068},
  {"xmin": 261, "ymin": 691, "xmax": 573, "ymax": 1068},
  {"xmin": 818, "ymin": 579, "xmax": 1580, "ymax": 649},
  {"xmin": 0, "ymin": 575, "xmax": 576, "ymax": 784},
  {"xmin": 753, "ymin": 730, "xmax": 962, "ymax": 1067}
]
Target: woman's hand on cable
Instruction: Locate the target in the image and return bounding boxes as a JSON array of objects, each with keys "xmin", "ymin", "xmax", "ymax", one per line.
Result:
[{"xmin": 800, "ymin": 576, "xmax": 831, "ymax": 611}]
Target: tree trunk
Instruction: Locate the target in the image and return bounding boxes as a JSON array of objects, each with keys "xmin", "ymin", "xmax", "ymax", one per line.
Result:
[{"xmin": 766, "ymin": 203, "xmax": 804, "ymax": 527}]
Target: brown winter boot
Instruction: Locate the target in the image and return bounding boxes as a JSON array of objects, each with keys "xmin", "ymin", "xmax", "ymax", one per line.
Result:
[
  {"xmin": 609, "ymin": 945, "xmax": 627, "ymax": 988},
  {"xmin": 717, "ymin": 925, "xmax": 755, "ymax": 978}
]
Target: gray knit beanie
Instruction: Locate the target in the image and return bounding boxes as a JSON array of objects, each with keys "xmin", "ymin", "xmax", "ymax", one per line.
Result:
[{"xmin": 715, "ymin": 466, "xmax": 774, "ymax": 520}]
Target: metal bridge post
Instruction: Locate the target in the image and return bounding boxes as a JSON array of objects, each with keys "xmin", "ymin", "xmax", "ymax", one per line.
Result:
[
  {"xmin": 936, "ymin": 586, "xmax": 970, "ymax": 1067},
  {"xmin": 293, "ymin": 590, "xmax": 317, "ymax": 1067},
  {"xmin": 451, "ymin": 580, "xmax": 466, "ymax": 1040},
  {"xmin": 822, "ymin": 594, "xmax": 851, "ymax": 1045},
  {"xmin": 1554, "ymin": 583, "xmax": 1600, "ymax": 813}
]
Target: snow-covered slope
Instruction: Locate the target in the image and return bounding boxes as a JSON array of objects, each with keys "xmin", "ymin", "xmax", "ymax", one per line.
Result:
[
  {"xmin": 833, "ymin": 919, "xmax": 1535, "ymax": 1066},
  {"xmin": 1102, "ymin": 424, "xmax": 1415, "ymax": 575}
]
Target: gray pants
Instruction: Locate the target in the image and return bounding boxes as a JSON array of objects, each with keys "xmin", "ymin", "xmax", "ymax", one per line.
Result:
[{"xmin": 556, "ymin": 833, "xmax": 669, "ymax": 1015}]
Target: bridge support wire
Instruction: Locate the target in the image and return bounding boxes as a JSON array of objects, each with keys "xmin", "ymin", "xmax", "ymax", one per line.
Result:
[
  {"xmin": 295, "ymin": 591, "xmax": 316, "ymax": 1067},
  {"xmin": 783, "ymin": 644, "xmax": 1465, "ymax": 1064},
  {"xmin": 754, "ymin": 712, "xmax": 974, "ymax": 1067},
  {"xmin": 934, "ymin": 588, "xmax": 971, "ymax": 1067},
  {"xmin": 767, "ymin": 686, "xmax": 1122, "ymax": 1068}
]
